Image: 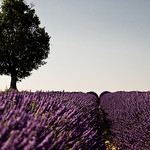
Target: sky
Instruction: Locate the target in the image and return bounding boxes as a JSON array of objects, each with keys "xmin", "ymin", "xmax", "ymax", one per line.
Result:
[{"xmin": 0, "ymin": 0, "xmax": 150, "ymax": 95}]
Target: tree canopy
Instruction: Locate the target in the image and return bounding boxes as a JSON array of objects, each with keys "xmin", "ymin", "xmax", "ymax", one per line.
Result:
[{"xmin": 0, "ymin": 0, "xmax": 50, "ymax": 89}]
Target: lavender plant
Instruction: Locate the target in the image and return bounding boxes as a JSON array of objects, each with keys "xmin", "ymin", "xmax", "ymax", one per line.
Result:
[
  {"xmin": 0, "ymin": 90, "xmax": 104, "ymax": 150},
  {"xmin": 100, "ymin": 91, "xmax": 150, "ymax": 150}
]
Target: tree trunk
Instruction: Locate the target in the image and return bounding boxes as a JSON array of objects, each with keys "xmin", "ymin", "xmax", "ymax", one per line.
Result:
[{"xmin": 10, "ymin": 74, "xmax": 17, "ymax": 90}]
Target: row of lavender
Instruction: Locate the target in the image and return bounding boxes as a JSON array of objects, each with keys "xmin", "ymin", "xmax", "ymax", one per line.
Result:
[
  {"xmin": 100, "ymin": 91, "xmax": 150, "ymax": 150},
  {"xmin": 0, "ymin": 90, "xmax": 104, "ymax": 150}
]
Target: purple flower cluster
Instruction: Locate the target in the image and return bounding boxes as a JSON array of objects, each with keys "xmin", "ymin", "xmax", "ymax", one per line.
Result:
[
  {"xmin": 100, "ymin": 91, "xmax": 150, "ymax": 150},
  {"xmin": 0, "ymin": 90, "xmax": 104, "ymax": 150}
]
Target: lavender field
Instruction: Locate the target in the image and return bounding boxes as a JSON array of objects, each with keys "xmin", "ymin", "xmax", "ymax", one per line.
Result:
[
  {"xmin": 0, "ymin": 90, "xmax": 104, "ymax": 150},
  {"xmin": 100, "ymin": 91, "xmax": 150, "ymax": 150},
  {"xmin": 0, "ymin": 90, "xmax": 149, "ymax": 150}
]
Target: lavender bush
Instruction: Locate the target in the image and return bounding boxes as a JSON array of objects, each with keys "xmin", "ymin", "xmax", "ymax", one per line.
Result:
[
  {"xmin": 100, "ymin": 91, "xmax": 150, "ymax": 150},
  {"xmin": 0, "ymin": 90, "xmax": 104, "ymax": 150}
]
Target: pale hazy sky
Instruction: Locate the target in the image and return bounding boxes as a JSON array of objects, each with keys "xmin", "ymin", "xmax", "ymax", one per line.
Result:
[{"xmin": 0, "ymin": 0, "xmax": 150, "ymax": 94}]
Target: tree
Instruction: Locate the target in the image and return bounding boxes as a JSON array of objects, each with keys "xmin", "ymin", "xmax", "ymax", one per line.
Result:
[{"xmin": 0, "ymin": 0, "xmax": 50, "ymax": 90}]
